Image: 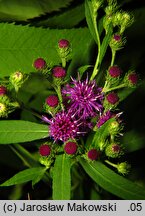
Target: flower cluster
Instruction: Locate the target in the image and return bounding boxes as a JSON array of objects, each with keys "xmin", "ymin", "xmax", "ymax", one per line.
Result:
[{"xmin": 35, "ymin": 35, "xmax": 137, "ymax": 175}]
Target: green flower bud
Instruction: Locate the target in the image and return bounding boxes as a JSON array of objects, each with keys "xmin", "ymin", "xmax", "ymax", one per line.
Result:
[
  {"xmin": 0, "ymin": 102, "xmax": 7, "ymax": 117},
  {"xmin": 108, "ymin": 120, "xmax": 120, "ymax": 135},
  {"xmin": 105, "ymin": 143, "xmax": 123, "ymax": 158},
  {"xmin": 109, "ymin": 34, "xmax": 126, "ymax": 51},
  {"xmin": 117, "ymin": 162, "xmax": 131, "ymax": 175},
  {"xmin": 10, "ymin": 71, "xmax": 28, "ymax": 92},
  {"xmin": 120, "ymin": 12, "xmax": 134, "ymax": 34}
]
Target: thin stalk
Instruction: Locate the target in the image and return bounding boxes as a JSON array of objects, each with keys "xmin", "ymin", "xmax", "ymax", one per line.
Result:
[
  {"xmin": 103, "ymin": 83, "xmax": 126, "ymax": 93},
  {"xmin": 55, "ymin": 85, "xmax": 64, "ymax": 110},
  {"xmin": 90, "ymin": 16, "xmax": 101, "ymax": 80},
  {"xmin": 111, "ymin": 49, "xmax": 116, "ymax": 66},
  {"xmin": 105, "ymin": 160, "xmax": 117, "ymax": 168},
  {"xmin": 61, "ymin": 57, "xmax": 66, "ymax": 68}
]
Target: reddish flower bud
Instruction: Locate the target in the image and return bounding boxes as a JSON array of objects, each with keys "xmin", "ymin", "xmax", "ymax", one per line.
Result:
[
  {"xmin": 52, "ymin": 66, "xmax": 66, "ymax": 78},
  {"xmin": 33, "ymin": 58, "xmax": 47, "ymax": 70},
  {"xmin": 39, "ymin": 144, "xmax": 51, "ymax": 156},
  {"xmin": 105, "ymin": 143, "xmax": 122, "ymax": 158},
  {"xmin": 58, "ymin": 39, "xmax": 69, "ymax": 48},
  {"xmin": 87, "ymin": 149, "xmax": 99, "ymax": 160},
  {"xmin": 106, "ymin": 92, "xmax": 119, "ymax": 104},
  {"xmin": 128, "ymin": 73, "xmax": 138, "ymax": 85},
  {"xmin": 46, "ymin": 95, "xmax": 59, "ymax": 107},
  {"xmin": 0, "ymin": 86, "xmax": 7, "ymax": 95},
  {"xmin": 64, "ymin": 142, "xmax": 77, "ymax": 155},
  {"xmin": 113, "ymin": 34, "xmax": 121, "ymax": 41},
  {"xmin": 108, "ymin": 66, "xmax": 122, "ymax": 78},
  {"xmin": 112, "ymin": 144, "xmax": 121, "ymax": 152}
]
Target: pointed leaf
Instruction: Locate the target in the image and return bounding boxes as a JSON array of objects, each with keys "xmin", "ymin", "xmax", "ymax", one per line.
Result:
[
  {"xmin": 79, "ymin": 158, "xmax": 145, "ymax": 200},
  {"xmin": 0, "ymin": 167, "xmax": 46, "ymax": 186},
  {"xmin": 0, "ymin": 120, "xmax": 49, "ymax": 144},
  {"xmin": 53, "ymin": 154, "xmax": 71, "ymax": 200},
  {"xmin": 0, "ymin": 0, "xmax": 72, "ymax": 21}
]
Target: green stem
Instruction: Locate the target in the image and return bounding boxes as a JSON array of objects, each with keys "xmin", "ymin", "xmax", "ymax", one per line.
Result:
[
  {"xmin": 61, "ymin": 58, "xmax": 66, "ymax": 68},
  {"xmin": 55, "ymin": 85, "xmax": 64, "ymax": 110},
  {"xmin": 111, "ymin": 49, "xmax": 116, "ymax": 66},
  {"xmin": 90, "ymin": 16, "xmax": 101, "ymax": 80},
  {"xmin": 105, "ymin": 160, "xmax": 117, "ymax": 168},
  {"xmin": 103, "ymin": 83, "xmax": 126, "ymax": 93}
]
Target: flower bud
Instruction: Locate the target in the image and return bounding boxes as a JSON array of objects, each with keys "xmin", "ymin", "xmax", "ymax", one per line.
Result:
[
  {"xmin": 108, "ymin": 66, "xmax": 122, "ymax": 78},
  {"xmin": 52, "ymin": 66, "xmax": 66, "ymax": 79},
  {"xmin": 108, "ymin": 119, "xmax": 120, "ymax": 135},
  {"xmin": 10, "ymin": 71, "xmax": 27, "ymax": 92},
  {"xmin": 0, "ymin": 103, "xmax": 7, "ymax": 117},
  {"xmin": 0, "ymin": 86, "xmax": 7, "ymax": 96},
  {"xmin": 39, "ymin": 144, "xmax": 51, "ymax": 156},
  {"xmin": 87, "ymin": 149, "xmax": 100, "ymax": 160},
  {"xmin": 109, "ymin": 34, "xmax": 126, "ymax": 51},
  {"xmin": 46, "ymin": 95, "xmax": 59, "ymax": 107},
  {"xmin": 58, "ymin": 39, "xmax": 69, "ymax": 48},
  {"xmin": 106, "ymin": 92, "xmax": 119, "ymax": 104},
  {"xmin": 33, "ymin": 58, "xmax": 47, "ymax": 70},
  {"xmin": 105, "ymin": 143, "xmax": 122, "ymax": 158},
  {"xmin": 64, "ymin": 141, "xmax": 77, "ymax": 155},
  {"xmin": 124, "ymin": 71, "xmax": 138, "ymax": 87},
  {"xmin": 128, "ymin": 73, "xmax": 138, "ymax": 85},
  {"xmin": 117, "ymin": 162, "xmax": 131, "ymax": 175}
]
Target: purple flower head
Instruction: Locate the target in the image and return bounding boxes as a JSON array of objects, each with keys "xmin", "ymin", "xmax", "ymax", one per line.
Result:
[
  {"xmin": 49, "ymin": 111, "xmax": 81, "ymax": 142},
  {"xmin": 97, "ymin": 110, "xmax": 113, "ymax": 128},
  {"xmin": 62, "ymin": 78, "xmax": 104, "ymax": 119}
]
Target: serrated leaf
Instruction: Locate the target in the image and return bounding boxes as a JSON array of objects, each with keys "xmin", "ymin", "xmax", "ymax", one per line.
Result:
[
  {"xmin": 0, "ymin": 23, "xmax": 93, "ymax": 77},
  {"xmin": 0, "ymin": 120, "xmax": 49, "ymax": 144},
  {"xmin": 36, "ymin": 4, "xmax": 85, "ymax": 28},
  {"xmin": 79, "ymin": 158, "xmax": 145, "ymax": 200},
  {"xmin": 0, "ymin": 167, "xmax": 46, "ymax": 186},
  {"xmin": 53, "ymin": 154, "xmax": 71, "ymax": 200},
  {"xmin": 0, "ymin": 0, "xmax": 73, "ymax": 21}
]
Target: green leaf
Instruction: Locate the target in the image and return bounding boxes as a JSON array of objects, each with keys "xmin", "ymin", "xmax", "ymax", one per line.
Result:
[
  {"xmin": 0, "ymin": 0, "xmax": 72, "ymax": 21},
  {"xmin": 36, "ymin": 4, "xmax": 85, "ymax": 28},
  {"xmin": 79, "ymin": 158, "xmax": 145, "ymax": 200},
  {"xmin": 0, "ymin": 23, "xmax": 93, "ymax": 77},
  {"xmin": 53, "ymin": 154, "xmax": 71, "ymax": 200},
  {"xmin": 99, "ymin": 27, "xmax": 113, "ymax": 65},
  {"xmin": 121, "ymin": 130, "xmax": 145, "ymax": 153},
  {"xmin": 0, "ymin": 120, "xmax": 49, "ymax": 144},
  {"xmin": 85, "ymin": 0, "xmax": 97, "ymax": 43},
  {"xmin": 78, "ymin": 65, "xmax": 93, "ymax": 78},
  {"xmin": 10, "ymin": 144, "xmax": 39, "ymax": 167},
  {"xmin": 0, "ymin": 167, "xmax": 46, "ymax": 186}
]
